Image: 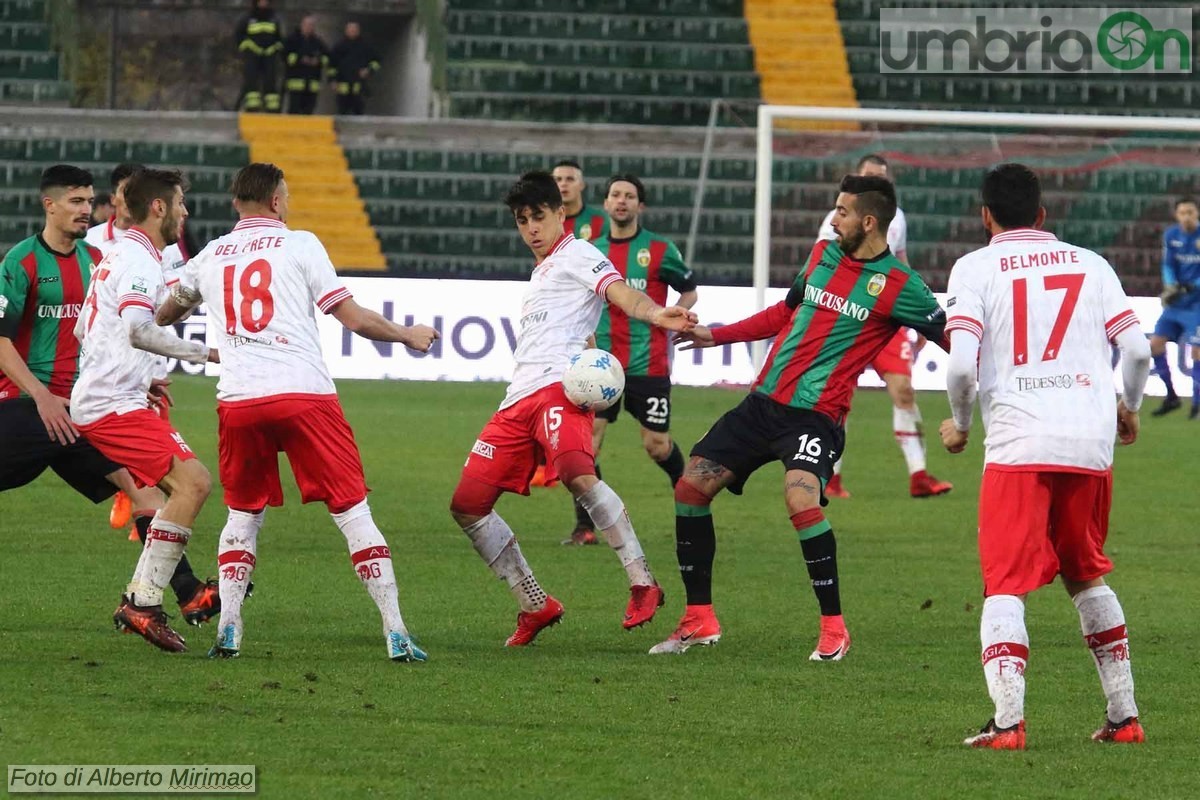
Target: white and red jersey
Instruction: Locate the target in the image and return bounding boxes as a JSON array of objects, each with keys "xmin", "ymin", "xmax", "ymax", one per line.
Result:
[
  {"xmin": 71, "ymin": 228, "xmax": 166, "ymax": 425},
  {"xmin": 501, "ymin": 233, "xmax": 624, "ymax": 409},
  {"xmin": 86, "ymin": 219, "xmax": 185, "ymax": 274},
  {"xmin": 818, "ymin": 206, "xmax": 908, "ymax": 260},
  {"xmin": 945, "ymin": 228, "xmax": 1139, "ymax": 472},
  {"xmin": 178, "ymin": 216, "xmax": 350, "ymax": 403}
]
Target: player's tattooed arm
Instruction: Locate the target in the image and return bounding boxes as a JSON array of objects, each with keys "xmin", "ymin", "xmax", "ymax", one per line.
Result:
[{"xmin": 155, "ymin": 284, "xmax": 202, "ymax": 326}]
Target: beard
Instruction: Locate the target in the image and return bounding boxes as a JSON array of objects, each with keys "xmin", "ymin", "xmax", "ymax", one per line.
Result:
[
  {"xmin": 837, "ymin": 226, "xmax": 865, "ymax": 254},
  {"xmin": 160, "ymin": 213, "xmax": 181, "ymax": 246}
]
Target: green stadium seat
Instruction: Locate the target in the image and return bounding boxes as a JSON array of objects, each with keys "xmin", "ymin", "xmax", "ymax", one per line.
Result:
[
  {"xmin": 445, "ymin": 151, "xmax": 477, "ymax": 174},
  {"xmin": 129, "ymin": 142, "xmax": 164, "ymax": 164},
  {"xmin": 28, "ymin": 138, "xmax": 59, "ymax": 161},
  {"xmin": 200, "ymin": 144, "xmax": 245, "ymax": 168},
  {"xmin": 344, "ymin": 148, "xmax": 375, "ymax": 171},
  {"xmin": 1085, "ymin": 82, "xmax": 1120, "ymax": 107},
  {"xmin": 354, "ymin": 174, "xmax": 385, "ymax": 199},
  {"xmin": 0, "ymin": 138, "xmax": 25, "ymax": 160},
  {"xmin": 0, "ymin": 193, "xmax": 23, "ymax": 215},
  {"xmin": 1, "ymin": 1, "xmax": 47, "ymax": 23}
]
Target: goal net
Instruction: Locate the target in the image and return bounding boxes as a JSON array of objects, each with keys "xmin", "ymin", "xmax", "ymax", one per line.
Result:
[{"xmin": 748, "ymin": 105, "xmax": 1200, "ymax": 395}]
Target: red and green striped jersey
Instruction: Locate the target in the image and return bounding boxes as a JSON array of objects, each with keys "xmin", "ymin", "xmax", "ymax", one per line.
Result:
[
  {"xmin": 0, "ymin": 235, "xmax": 101, "ymax": 401},
  {"xmin": 754, "ymin": 239, "xmax": 945, "ymax": 422},
  {"xmin": 594, "ymin": 227, "xmax": 696, "ymax": 377},
  {"xmin": 564, "ymin": 204, "xmax": 607, "ymax": 242}
]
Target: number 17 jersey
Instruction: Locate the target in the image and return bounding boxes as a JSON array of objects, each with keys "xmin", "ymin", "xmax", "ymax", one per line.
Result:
[
  {"xmin": 945, "ymin": 228, "xmax": 1138, "ymax": 471},
  {"xmin": 180, "ymin": 216, "xmax": 352, "ymax": 402}
]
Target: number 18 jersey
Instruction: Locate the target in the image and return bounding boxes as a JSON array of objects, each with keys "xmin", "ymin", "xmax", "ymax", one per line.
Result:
[
  {"xmin": 180, "ymin": 216, "xmax": 351, "ymax": 402},
  {"xmin": 945, "ymin": 228, "xmax": 1139, "ymax": 471}
]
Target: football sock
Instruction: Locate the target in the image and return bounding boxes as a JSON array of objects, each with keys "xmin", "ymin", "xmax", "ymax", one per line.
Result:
[
  {"xmin": 980, "ymin": 594, "xmax": 1028, "ymax": 729},
  {"xmin": 579, "ymin": 481, "xmax": 654, "ymax": 586},
  {"xmin": 1192, "ymin": 366, "xmax": 1200, "ymax": 410},
  {"xmin": 657, "ymin": 442, "xmax": 685, "ymax": 486},
  {"xmin": 893, "ymin": 405, "xmax": 927, "ymax": 475},
  {"xmin": 1074, "ymin": 585, "xmax": 1138, "ymax": 722},
  {"xmin": 831, "ymin": 456, "xmax": 843, "ymax": 476},
  {"xmin": 572, "ymin": 464, "xmax": 596, "ymax": 530},
  {"xmin": 795, "ymin": 516, "xmax": 840, "ymax": 616},
  {"xmin": 216, "ymin": 508, "xmax": 262, "ymax": 633},
  {"xmin": 463, "ymin": 511, "xmax": 546, "ymax": 611},
  {"xmin": 133, "ymin": 512, "xmax": 200, "ymax": 603},
  {"xmin": 333, "ymin": 500, "xmax": 406, "ymax": 634},
  {"xmin": 1153, "ymin": 352, "xmax": 1177, "ymax": 399},
  {"xmin": 131, "ymin": 516, "xmax": 190, "ymax": 608},
  {"xmin": 674, "ymin": 483, "xmax": 715, "ymax": 605}
]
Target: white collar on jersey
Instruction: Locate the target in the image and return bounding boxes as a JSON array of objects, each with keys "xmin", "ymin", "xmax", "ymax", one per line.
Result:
[
  {"xmin": 991, "ymin": 228, "xmax": 1058, "ymax": 244},
  {"xmin": 125, "ymin": 227, "xmax": 162, "ymax": 261},
  {"xmin": 233, "ymin": 215, "xmax": 287, "ymax": 231}
]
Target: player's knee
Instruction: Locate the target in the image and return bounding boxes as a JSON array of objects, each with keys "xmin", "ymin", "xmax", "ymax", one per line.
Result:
[
  {"xmin": 642, "ymin": 431, "xmax": 672, "ymax": 461},
  {"xmin": 449, "ymin": 479, "xmax": 497, "ymax": 522},
  {"xmin": 1149, "ymin": 336, "xmax": 1166, "ymax": 355},
  {"xmin": 176, "ymin": 460, "xmax": 212, "ymax": 501},
  {"xmin": 674, "ymin": 477, "xmax": 713, "ymax": 507},
  {"xmin": 894, "ymin": 383, "xmax": 915, "ymax": 408},
  {"xmin": 554, "ymin": 450, "xmax": 595, "ymax": 490}
]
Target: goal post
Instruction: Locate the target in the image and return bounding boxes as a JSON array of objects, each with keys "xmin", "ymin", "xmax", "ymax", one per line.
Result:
[{"xmin": 751, "ymin": 105, "xmax": 1200, "ymax": 367}]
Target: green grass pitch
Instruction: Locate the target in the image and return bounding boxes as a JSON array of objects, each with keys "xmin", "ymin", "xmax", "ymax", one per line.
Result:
[{"xmin": 2, "ymin": 376, "xmax": 1195, "ymax": 799}]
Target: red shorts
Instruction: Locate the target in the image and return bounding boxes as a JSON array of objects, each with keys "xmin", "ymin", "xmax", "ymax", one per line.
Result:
[
  {"xmin": 870, "ymin": 329, "xmax": 913, "ymax": 378},
  {"xmin": 462, "ymin": 383, "xmax": 594, "ymax": 495},
  {"xmin": 77, "ymin": 408, "xmax": 196, "ymax": 488},
  {"xmin": 978, "ymin": 466, "xmax": 1114, "ymax": 596},
  {"xmin": 217, "ymin": 394, "xmax": 368, "ymax": 512}
]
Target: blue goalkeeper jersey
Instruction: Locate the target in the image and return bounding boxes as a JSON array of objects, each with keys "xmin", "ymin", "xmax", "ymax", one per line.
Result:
[{"xmin": 1162, "ymin": 223, "xmax": 1200, "ymax": 311}]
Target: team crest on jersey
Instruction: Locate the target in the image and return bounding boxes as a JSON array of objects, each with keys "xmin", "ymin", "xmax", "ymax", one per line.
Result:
[
  {"xmin": 637, "ymin": 248, "xmax": 651, "ymax": 267},
  {"xmin": 866, "ymin": 273, "xmax": 887, "ymax": 297},
  {"xmin": 579, "ymin": 223, "xmax": 592, "ymax": 240}
]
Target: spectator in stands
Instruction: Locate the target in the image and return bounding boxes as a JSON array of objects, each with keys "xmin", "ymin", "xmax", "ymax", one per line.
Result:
[
  {"xmin": 91, "ymin": 192, "xmax": 113, "ymax": 225},
  {"xmin": 328, "ymin": 21, "xmax": 380, "ymax": 116},
  {"xmin": 283, "ymin": 13, "xmax": 328, "ymax": 115},
  {"xmin": 236, "ymin": 0, "xmax": 284, "ymax": 113}
]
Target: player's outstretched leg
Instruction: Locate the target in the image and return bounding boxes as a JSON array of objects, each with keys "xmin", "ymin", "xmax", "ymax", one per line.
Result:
[
  {"xmin": 1073, "ymin": 584, "xmax": 1144, "ymax": 743},
  {"xmin": 209, "ymin": 508, "xmax": 263, "ymax": 659},
  {"xmin": 964, "ymin": 594, "xmax": 1028, "ymax": 750},
  {"xmin": 651, "ymin": 477, "xmax": 722, "ymax": 654},
  {"xmin": 334, "ymin": 499, "xmax": 426, "ymax": 662},
  {"xmin": 573, "ymin": 475, "xmax": 663, "ymax": 629},
  {"xmin": 451, "ymin": 477, "xmax": 562, "ymax": 646},
  {"xmin": 564, "ymin": 463, "xmax": 600, "ymax": 546},
  {"xmin": 114, "ymin": 458, "xmax": 211, "ymax": 653}
]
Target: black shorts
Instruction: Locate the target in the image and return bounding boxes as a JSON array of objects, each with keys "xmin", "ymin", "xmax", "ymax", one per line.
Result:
[
  {"xmin": 596, "ymin": 375, "xmax": 672, "ymax": 433},
  {"xmin": 0, "ymin": 397, "xmax": 121, "ymax": 503},
  {"xmin": 691, "ymin": 392, "xmax": 845, "ymax": 503}
]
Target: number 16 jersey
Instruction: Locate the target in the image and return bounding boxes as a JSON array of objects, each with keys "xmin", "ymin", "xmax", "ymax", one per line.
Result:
[
  {"xmin": 945, "ymin": 228, "xmax": 1139, "ymax": 471},
  {"xmin": 179, "ymin": 216, "xmax": 352, "ymax": 402}
]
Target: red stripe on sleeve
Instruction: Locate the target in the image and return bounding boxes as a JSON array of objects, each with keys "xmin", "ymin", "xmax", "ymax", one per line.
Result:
[
  {"xmin": 318, "ymin": 288, "xmax": 352, "ymax": 313},
  {"xmin": 594, "ymin": 272, "xmax": 622, "ymax": 298}
]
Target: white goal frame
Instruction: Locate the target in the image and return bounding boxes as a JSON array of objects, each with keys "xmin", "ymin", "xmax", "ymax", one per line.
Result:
[{"xmin": 752, "ymin": 105, "xmax": 1200, "ymax": 365}]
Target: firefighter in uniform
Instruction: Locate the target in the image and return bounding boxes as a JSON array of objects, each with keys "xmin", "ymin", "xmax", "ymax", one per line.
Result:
[
  {"xmin": 283, "ymin": 13, "xmax": 328, "ymax": 115},
  {"xmin": 235, "ymin": 0, "xmax": 283, "ymax": 112},
  {"xmin": 328, "ymin": 21, "xmax": 380, "ymax": 116}
]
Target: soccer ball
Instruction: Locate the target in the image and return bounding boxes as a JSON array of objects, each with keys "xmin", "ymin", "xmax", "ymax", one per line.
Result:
[{"xmin": 562, "ymin": 348, "xmax": 625, "ymax": 412}]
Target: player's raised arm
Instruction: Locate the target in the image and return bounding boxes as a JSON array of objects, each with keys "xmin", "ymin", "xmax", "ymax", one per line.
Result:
[
  {"xmin": 604, "ymin": 280, "xmax": 697, "ymax": 332},
  {"xmin": 330, "ymin": 298, "xmax": 439, "ymax": 352}
]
